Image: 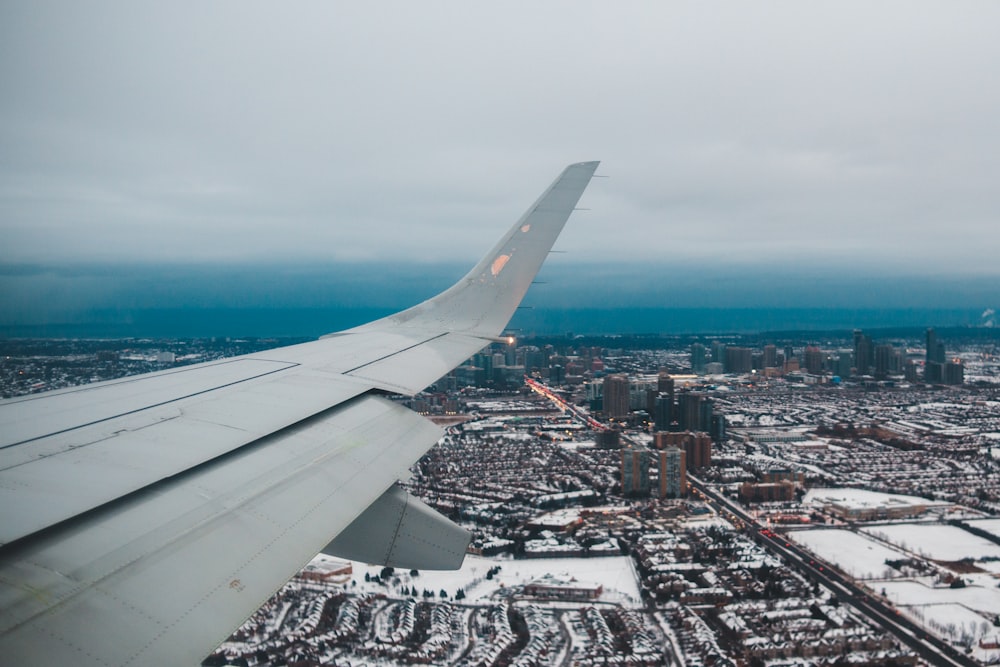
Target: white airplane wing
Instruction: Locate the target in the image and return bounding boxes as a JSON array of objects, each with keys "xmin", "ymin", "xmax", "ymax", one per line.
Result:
[{"xmin": 0, "ymin": 161, "xmax": 600, "ymax": 665}]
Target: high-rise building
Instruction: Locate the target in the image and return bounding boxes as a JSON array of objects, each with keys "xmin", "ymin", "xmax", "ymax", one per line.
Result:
[
  {"xmin": 925, "ymin": 362, "xmax": 944, "ymax": 383},
  {"xmin": 657, "ymin": 431, "xmax": 712, "ymax": 468},
  {"xmin": 658, "ymin": 447, "xmax": 686, "ymax": 499},
  {"xmin": 504, "ymin": 345, "xmax": 517, "ymax": 366},
  {"xmin": 698, "ymin": 399, "xmax": 714, "ymax": 435},
  {"xmin": 926, "ymin": 328, "xmax": 946, "ymax": 364},
  {"xmin": 685, "ymin": 432, "xmax": 712, "ymax": 468},
  {"xmin": 710, "ymin": 413, "xmax": 727, "ymax": 443},
  {"xmin": 874, "ymin": 344, "xmax": 901, "ymax": 378},
  {"xmin": 945, "ymin": 359, "xmax": 964, "ymax": 385},
  {"xmin": 597, "ymin": 429, "xmax": 622, "ymax": 449},
  {"xmin": 677, "ymin": 392, "xmax": 705, "ymax": 431},
  {"xmin": 621, "ymin": 448, "xmax": 651, "ymax": 496},
  {"xmin": 602, "ymin": 374, "xmax": 630, "ymax": 418},
  {"xmin": 522, "ymin": 346, "xmax": 547, "ymax": 372},
  {"xmin": 690, "ymin": 343, "xmax": 707, "ymax": 374},
  {"xmin": 925, "ymin": 332, "xmax": 953, "ymax": 383},
  {"xmin": 711, "ymin": 341, "xmax": 726, "ymax": 364},
  {"xmin": 853, "ymin": 330, "xmax": 874, "ymax": 376},
  {"xmin": 657, "ymin": 370, "xmax": 675, "ymax": 395},
  {"xmin": 724, "ymin": 347, "xmax": 753, "ymax": 373},
  {"xmin": 835, "ymin": 351, "xmax": 853, "ymax": 378},
  {"xmin": 653, "ymin": 393, "xmax": 674, "ymax": 432},
  {"xmin": 803, "ymin": 346, "xmax": 824, "ymax": 374},
  {"xmin": 762, "ymin": 345, "xmax": 777, "ymax": 369}
]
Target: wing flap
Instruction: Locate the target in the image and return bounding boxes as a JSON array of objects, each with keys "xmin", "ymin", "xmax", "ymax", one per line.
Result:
[{"xmin": 324, "ymin": 485, "xmax": 470, "ymax": 570}]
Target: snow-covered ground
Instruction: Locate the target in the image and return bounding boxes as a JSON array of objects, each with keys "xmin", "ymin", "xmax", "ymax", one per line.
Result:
[
  {"xmin": 878, "ymin": 578, "xmax": 1000, "ymax": 616},
  {"xmin": 336, "ymin": 554, "xmax": 643, "ymax": 608},
  {"xmin": 861, "ymin": 523, "xmax": 1000, "ymax": 561},
  {"xmin": 789, "ymin": 528, "xmax": 909, "ymax": 579},
  {"xmin": 893, "ymin": 601, "xmax": 998, "ymax": 660},
  {"xmin": 967, "ymin": 517, "xmax": 1000, "ymax": 540},
  {"xmin": 803, "ymin": 487, "xmax": 946, "ymax": 510}
]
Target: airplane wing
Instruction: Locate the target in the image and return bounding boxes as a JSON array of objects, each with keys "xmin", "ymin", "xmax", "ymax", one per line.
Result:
[{"xmin": 0, "ymin": 161, "xmax": 600, "ymax": 665}]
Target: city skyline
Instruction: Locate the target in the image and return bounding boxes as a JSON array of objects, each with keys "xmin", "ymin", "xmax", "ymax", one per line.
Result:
[
  {"xmin": 2, "ymin": 258, "xmax": 998, "ymax": 337},
  {"xmin": 4, "ymin": 331, "xmax": 999, "ymax": 664}
]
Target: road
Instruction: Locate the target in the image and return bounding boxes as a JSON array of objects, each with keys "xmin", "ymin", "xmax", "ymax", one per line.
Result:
[
  {"xmin": 521, "ymin": 377, "xmax": 982, "ymax": 667},
  {"xmin": 688, "ymin": 474, "xmax": 981, "ymax": 667}
]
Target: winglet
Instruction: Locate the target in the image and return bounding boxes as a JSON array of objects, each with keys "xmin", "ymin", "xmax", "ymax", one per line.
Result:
[{"xmin": 349, "ymin": 161, "xmax": 600, "ymax": 337}]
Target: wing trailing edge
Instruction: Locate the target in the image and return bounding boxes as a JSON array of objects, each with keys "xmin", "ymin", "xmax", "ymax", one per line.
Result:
[{"xmin": 323, "ymin": 484, "xmax": 470, "ymax": 570}]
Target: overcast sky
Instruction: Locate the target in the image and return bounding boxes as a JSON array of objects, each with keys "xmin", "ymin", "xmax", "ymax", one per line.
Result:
[{"xmin": 2, "ymin": 2, "xmax": 999, "ymax": 327}]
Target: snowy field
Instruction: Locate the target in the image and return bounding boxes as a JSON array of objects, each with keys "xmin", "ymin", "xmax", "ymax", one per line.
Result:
[
  {"xmin": 896, "ymin": 601, "xmax": 998, "ymax": 655},
  {"xmin": 978, "ymin": 560, "xmax": 1000, "ymax": 575},
  {"xmin": 789, "ymin": 529, "xmax": 908, "ymax": 579},
  {"xmin": 861, "ymin": 524, "xmax": 1000, "ymax": 561},
  {"xmin": 879, "ymin": 579, "xmax": 1000, "ymax": 616},
  {"xmin": 329, "ymin": 554, "xmax": 642, "ymax": 607},
  {"xmin": 967, "ymin": 517, "xmax": 1000, "ymax": 540},
  {"xmin": 803, "ymin": 487, "xmax": 944, "ymax": 509}
]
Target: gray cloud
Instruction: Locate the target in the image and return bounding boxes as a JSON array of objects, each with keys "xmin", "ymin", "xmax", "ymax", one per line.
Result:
[{"xmin": 2, "ymin": 2, "xmax": 999, "ymax": 275}]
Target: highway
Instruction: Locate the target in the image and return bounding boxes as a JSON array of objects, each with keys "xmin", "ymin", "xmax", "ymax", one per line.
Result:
[
  {"xmin": 688, "ymin": 474, "xmax": 981, "ymax": 667},
  {"xmin": 522, "ymin": 377, "xmax": 982, "ymax": 667}
]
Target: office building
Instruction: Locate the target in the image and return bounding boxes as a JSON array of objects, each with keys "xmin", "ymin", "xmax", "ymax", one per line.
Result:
[
  {"xmin": 945, "ymin": 360, "xmax": 964, "ymax": 385},
  {"xmin": 602, "ymin": 374, "xmax": 630, "ymax": 418},
  {"xmin": 925, "ymin": 362, "xmax": 944, "ymax": 383},
  {"xmin": 835, "ymin": 351, "xmax": 853, "ymax": 378},
  {"xmin": 677, "ymin": 392, "xmax": 705, "ymax": 432},
  {"xmin": 874, "ymin": 344, "xmax": 901, "ymax": 378},
  {"xmin": 690, "ymin": 343, "xmax": 706, "ymax": 374},
  {"xmin": 710, "ymin": 413, "xmax": 727, "ymax": 444},
  {"xmin": 926, "ymin": 328, "xmax": 946, "ymax": 364},
  {"xmin": 762, "ymin": 344, "xmax": 777, "ymax": 369},
  {"xmin": 803, "ymin": 346, "xmax": 824, "ymax": 375},
  {"xmin": 853, "ymin": 330, "xmax": 874, "ymax": 376},
  {"xmin": 725, "ymin": 347, "xmax": 753, "ymax": 373},
  {"xmin": 653, "ymin": 393, "xmax": 674, "ymax": 432}
]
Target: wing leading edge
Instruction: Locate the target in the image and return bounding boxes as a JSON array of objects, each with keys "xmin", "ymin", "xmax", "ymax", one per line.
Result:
[{"xmin": 0, "ymin": 161, "xmax": 600, "ymax": 666}]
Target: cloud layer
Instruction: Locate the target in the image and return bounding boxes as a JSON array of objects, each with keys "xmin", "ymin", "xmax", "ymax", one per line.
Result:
[{"xmin": 2, "ymin": 2, "xmax": 999, "ymax": 275}]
